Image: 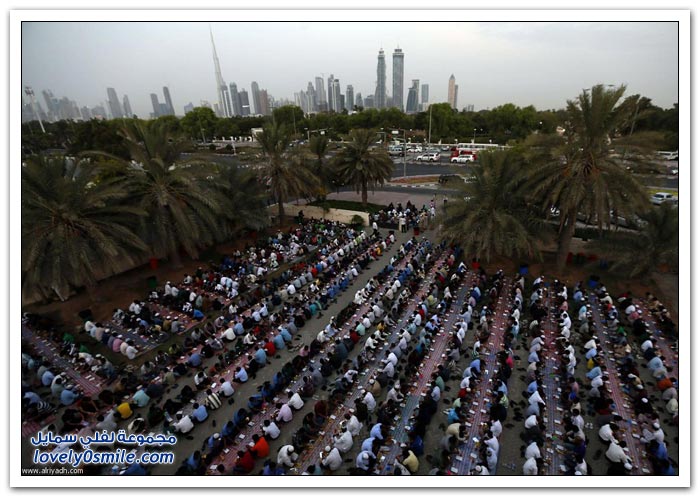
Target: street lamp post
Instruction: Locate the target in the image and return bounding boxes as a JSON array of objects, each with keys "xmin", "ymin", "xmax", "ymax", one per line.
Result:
[
  {"xmin": 472, "ymin": 128, "xmax": 477, "ymax": 143},
  {"xmin": 392, "ymin": 129, "xmax": 407, "ymax": 178}
]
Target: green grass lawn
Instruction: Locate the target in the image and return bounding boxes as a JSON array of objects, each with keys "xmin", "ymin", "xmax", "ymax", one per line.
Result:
[{"xmin": 309, "ymin": 199, "xmax": 386, "ymax": 214}]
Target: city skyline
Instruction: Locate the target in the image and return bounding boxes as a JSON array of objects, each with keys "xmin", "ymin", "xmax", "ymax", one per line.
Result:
[{"xmin": 21, "ymin": 22, "xmax": 679, "ymax": 118}]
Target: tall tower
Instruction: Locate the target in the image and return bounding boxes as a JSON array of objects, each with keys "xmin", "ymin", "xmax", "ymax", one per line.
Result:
[
  {"xmin": 122, "ymin": 95, "xmax": 133, "ymax": 117},
  {"xmin": 346, "ymin": 85, "xmax": 354, "ymax": 111},
  {"xmin": 210, "ymin": 27, "xmax": 231, "ymax": 117},
  {"xmin": 392, "ymin": 47, "xmax": 404, "ymax": 111},
  {"xmin": 315, "ymin": 76, "xmax": 327, "ymax": 111},
  {"xmin": 163, "ymin": 86, "xmax": 175, "ymax": 116},
  {"xmin": 421, "ymin": 84, "xmax": 429, "ymax": 105},
  {"xmin": 229, "ymin": 82, "xmax": 241, "ymax": 116},
  {"xmin": 150, "ymin": 93, "xmax": 161, "ymax": 118},
  {"xmin": 106, "ymin": 87, "xmax": 123, "ymax": 119},
  {"xmin": 251, "ymin": 81, "xmax": 261, "ymax": 115},
  {"xmin": 406, "ymin": 79, "xmax": 419, "ymax": 113},
  {"xmin": 448, "ymin": 74, "xmax": 457, "ymax": 109},
  {"xmin": 375, "ymin": 49, "xmax": 386, "ymax": 109}
]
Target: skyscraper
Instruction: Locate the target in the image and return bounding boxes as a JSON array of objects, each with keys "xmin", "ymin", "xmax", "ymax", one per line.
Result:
[
  {"xmin": 421, "ymin": 84, "xmax": 429, "ymax": 105},
  {"xmin": 346, "ymin": 85, "xmax": 354, "ymax": 111},
  {"xmin": 392, "ymin": 47, "xmax": 404, "ymax": 111},
  {"xmin": 229, "ymin": 82, "xmax": 241, "ymax": 116},
  {"xmin": 106, "ymin": 87, "xmax": 123, "ymax": 119},
  {"xmin": 375, "ymin": 49, "xmax": 386, "ymax": 109},
  {"xmin": 259, "ymin": 89, "xmax": 270, "ymax": 116},
  {"xmin": 355, "ymin": 92, "xmax": 363, "ymax": 108},
  {"xmin": 364, "ymin": 94, "xmax": 375, "ymax": 109},
  {"xmin": 332, "ymin": 78, "xmax": 341, "ymax": 112},
  {"xmin": 326, "ymin": 75, "xmax": 335, "ymax": 112},
  {"xmin": 251, "ymin": 81, "xmax": 262, "ymax": 115},
  {"xmin": 406, "ymin": 79, "xmax": 419, "ymax": 113},
  {"xmin": 238, "ymin": 89, "xmax": 251, "ymax": 116},
  {"xmin": 163, "ymin": 86, "xmax": 175, "ymax": 116},
  {"xmin": 183, "ymin": 102, "xmax": 195, "ymax": 114},
  {"xmin": 315, "ymin": 76, "xmax": 327, "ymax": 112},
  {"xmin": 448, "ymin": 75, "xmax": 457, "ymax": 109},
  {"xmin": 210, "ymin": 28, "xmax": 231, "ymax": 118},
  {"xmin": 306, "ymin": 81, "xmax": 317, "ymax": 112},
  {"xmin": 454, "ymin": 85, "xmax": 459, "ymax": 110},
  {"xmin": 122, "ymin": 95, "xmax": 133, "ymax": 117},
  {"xmin": 150, "ymin": 93, "xmax": 161, "ymax": 118}
]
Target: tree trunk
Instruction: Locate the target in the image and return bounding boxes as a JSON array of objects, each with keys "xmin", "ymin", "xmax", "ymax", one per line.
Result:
[
  {"xmin": 361, "ymin": 181, "xmax": 368, "ymax": 206},
  {"xmin": 278, "ymin": 199, "xmax": 285, "ymax": 226},
  {"xmin": 556, "ymin": 209, "xmax": 578, "ymax": 271}
]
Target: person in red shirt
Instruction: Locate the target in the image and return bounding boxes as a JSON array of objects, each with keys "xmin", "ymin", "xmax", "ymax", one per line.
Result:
[
  {"xmin": 251, "ymin": 434, "xmax": 270, "ymax": 459},
  {"xmin": 264, "ymin": 340, "xmax": 276, "ymax": 356},
  {"xmin": 233, "ymin": 449, "xmax": 256, "ymax": 474}
]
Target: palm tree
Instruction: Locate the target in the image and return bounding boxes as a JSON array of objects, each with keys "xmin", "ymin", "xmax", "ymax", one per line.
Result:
[
  {"xmin": 86, "ymin": 119, "xmax": 224, "ymax": 267},
  {"xmin": 256, "ymin": 123, "xmax": 318, "ymax": 225},
  {"xmin": 593, "ymin": 204, "xmax": 678, "ymax": 278},
  {"xmin": 332, "ymin": 128, "xmax": 394, "ymax": 206},
  {"xmin": 210, "ymin": 163, "xmax": 270, "ymax": 238},
  {"xmin": 22, "ymin": 155, "xmax": 147, "ymax": 302},
  {"xmin": 523, "ymin": 84, "xmax": 651, "ymax": 270},
  {"xmin": 308, "ymin": 134, "xmax": 332, "ymax": 199},
  {"xmin": 440, "ymin": 151, "xmax": 549, "ymax": 262}
]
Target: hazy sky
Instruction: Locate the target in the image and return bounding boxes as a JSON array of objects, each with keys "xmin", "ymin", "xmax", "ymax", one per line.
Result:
[{"xmin": 21, "ymin": 21, "xmax": 679, "ymax": 116}]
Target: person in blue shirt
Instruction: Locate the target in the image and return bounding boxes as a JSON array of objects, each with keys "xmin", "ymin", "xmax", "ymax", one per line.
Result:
[
  {"xmin": 233, "ymin": 408, "xmax": 249, "ymax": 428},
  {"xmin": 447, "ymin": 408, "xmax": 462, "ymax": 424},
  {"xmin": 527, "ymin": 380, "xmax": 539, "ymax": 394},
  {"xmin": 193, "ymin": 309, "xmax": 205, "ymax": 321},
  {"xmin": 585, "ymin": 348, "xmax": 598, "ymax": 360},
  {"xmin": 233, "ymin": 321, "xmax": 245, "ymax": 336},
  {"xmin": 409, "ymin": 434, "xmax": 424, "ymax": 457},
  {"xmin": 187, "ymin": 352, "xmax": 202, "ymax": 368},
  {"xmin": 132, "ymin": 388, "xmax": 150, "ymax": 407},
  {"xmin": 586, "ymin": 365, "xmax": 602, "ymax": 380},
  {"xmin": 184, "ymin": 451, "xmax": 203, "ymax": 473},
  {"xmin": 361, "ymin": 436, "xmax": 376, "ymax": 452},
  {"xmin": 280, "ymin": 327, "xmax": 292, "ymax": 343},
  {"xmin": 254, "ymin": 346, "xmax": 268, "ymax": 366},
  {"xmin": 248, "ymin": 393, "xmax": 264, "ymax": 412},
  {"xmin": 59, "ymin": 387, "xmax": 80, "ymax": 406},
  {"xmin": 191, "ymin": 403, "xmax": 208, "ymax": 423},
  {"xmin": 262, "ymin": 460, "xmax": 285, "ymax": 475},
  {"xmin": 469, "ymin": 358, "xmax": 482, "ymax": 375},
  {"xmin": 273, "ymin": 334, "xmax": 285, "ymax": 351}
]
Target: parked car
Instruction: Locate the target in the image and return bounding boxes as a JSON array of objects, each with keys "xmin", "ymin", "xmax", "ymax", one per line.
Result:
[
  {"xmin": 650, "ymin": 192, "xmax": 678, "ymax": 206},
  {"xmin": 407, "ymin": 145, "xmax": 422, "ymax": 153},
  {"xmin": 441, "ymin": 145, "xmax": 451, "ymax": 151},
  {"xmin": 416, "ymin": 152, "xmax": 440, "ymax": 162},
  {"xmin": 388, "ymin": 145, "xmax": 404, "ymax": 157},
  {"xmin": 450, "ymin": 155, "xmax": 474, "ymax": 164}
]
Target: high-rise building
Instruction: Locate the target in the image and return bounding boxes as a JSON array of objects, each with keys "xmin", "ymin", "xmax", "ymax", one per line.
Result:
[
  {"xmin": 421, "ymin": 84, "xmax": 429, "ymax": 105},
  {"xmin": 106, "ymin": 87, "xmax": 123, "ymax": 119},
  {"xmin": 355, "ymin": 92, "xmax": 363, "ymax": 108},
  {"xmin": 406, "ymin": 79, "xmax": 419, "ymax": 114},
  {"xmin": 345, "ymin": 85, "xmax": 354, "ymax": 112},
  {"xmin": 332, "ymin": 78, "xmax": 341, "ymax": 112},
  {"xmin": 210, "ymin": 28, "xmax": 231, "ymax": 118},
  {"xmin": 150, "ymin": 93, "xmax": 161, "ymax": 118},
  {"xmin": 375, "ymin": 49, "xmax": 386, "ymax": 109},
  {"xmin": 464, "ymin": 104, "xmax": 474, "ymax": 112},
  {"xmin": 163, "ymin": 86, "xmax": 175, "ymax": 116},
  {"xmin": 448, "ymin": 75, "xmax": 457, "ymax": 109},
  {"xmin": 364, "ymin": 94, "xmax": 375, "ymax": 109},
  {"xmin": 259, "ymin": 89, "xmax": 270, "ymax": 116},
  {"xmin": 326, "ymin": 75, "xmax": 336, "ymax": 112},
  {"xmin": 315, "ymin": 76, "xmax": 327, "ymax": 111},
  {"xmin": 239, "ymin": 90, "xmax": 251, "ymax": 116},
  {"xmin": 122, "ymin": 95, "xmax": 133, "ymax": 118},
  {"xmin": 79, "ymin": 106, "xmax": 92, "ymax": 121},
  {"xmin": 159, "ymin": 103, "xmax": 170, "ymax": 117},
  {"xmin": 306, "ymin": 82, "xmax": 317, "ymax": 112},
  {"xmin": 41, "ymin": 90, "xmax": 60, "ymax": 121},
  {"xmin": 251, "ymin": 81, "xmax": 262, "ymax": 115},
  {"xmin": 454, "ymin": 85, "xmax": 459, "ymax": 110},
  {"xmin": 91, "ymin": 104, "xmax": 107, "ymax": 120},
  {"xmin": 229, "ymin": 83, "xmax": 242, "ymax": 116},
  {"xmin": 392, "ymin": 48, "xmax": 404, "ymax": 111},
  {"xmin": 183, "ymin": 102, "xmax": 195, "ymax": 114}
]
